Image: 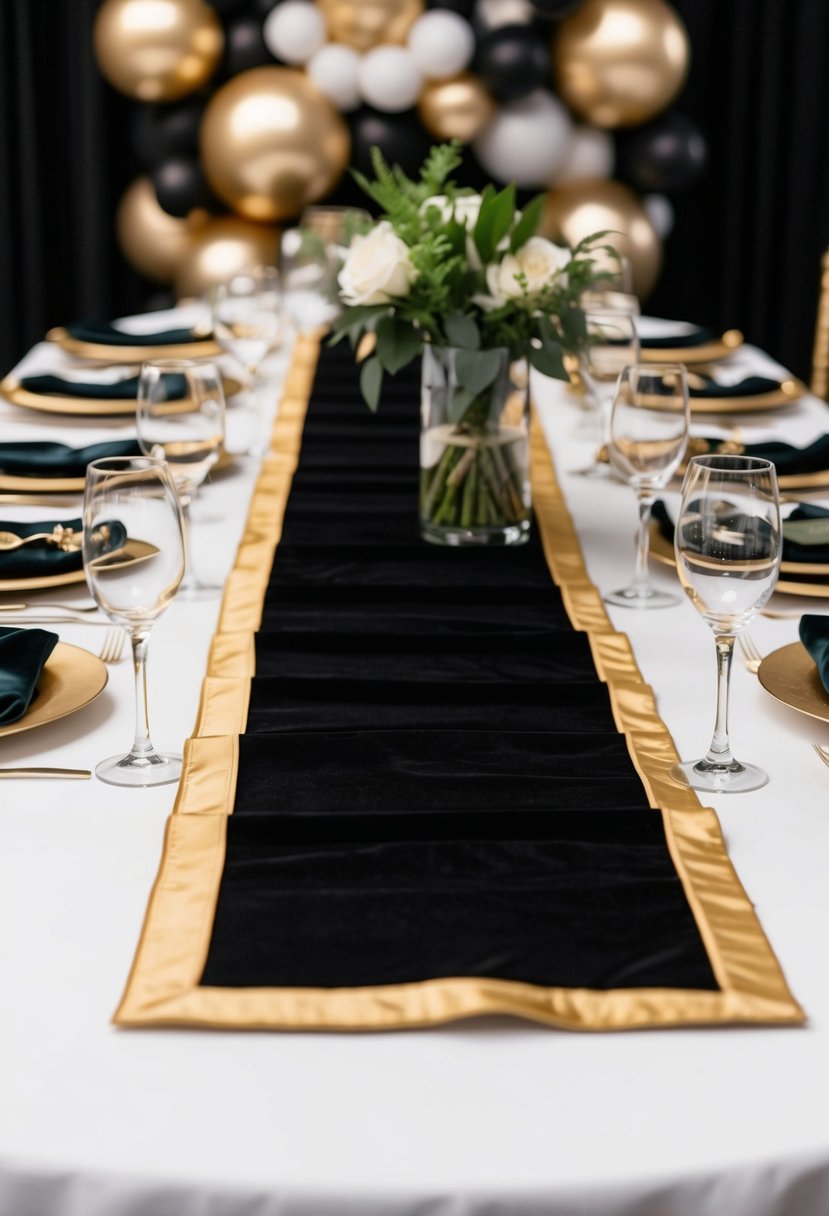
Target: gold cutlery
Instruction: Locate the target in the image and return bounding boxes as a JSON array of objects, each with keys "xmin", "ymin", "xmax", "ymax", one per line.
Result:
[
  {"xmin": 738, "ymin": 634, "xmax": 764, "ymax": 674},
  {"xmin": 98, "ymin": 628, "xmax": 125, "ymax": 664},
  {"xmin": 812, "ymin": 744, "xmax": 829, "ymax": 771},
  {"xmin": 0, "ymin": 524, "xmax": 80, "ymax": 552},
  {"xmin": 0, "ymin": 601, "xmax": 100, "ymax": 614},
  {"xmin": 0, "ymin": 767, "xmax": 91, "ymax": 779}
]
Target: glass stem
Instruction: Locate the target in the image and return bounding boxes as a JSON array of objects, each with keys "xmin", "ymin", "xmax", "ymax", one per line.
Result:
[
  {"xmin": 129, "ymin": 631, "xmax": 155, "ymax": 760},
  {"xmin": 179, "ymin": 494, "xmax": 196, "ymax": 590},
  {"xmin": 704, "ymin": 635, "xmax": 736, "ymax": 767},
  {"xmin": 632, "ymin": 490, "xmax": 655, "ymax": 596}
]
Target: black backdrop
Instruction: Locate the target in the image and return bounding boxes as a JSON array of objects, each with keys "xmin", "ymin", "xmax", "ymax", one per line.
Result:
[{"xmin": 0, "ymin": 0, "xmax": 827, "ymax": 382}]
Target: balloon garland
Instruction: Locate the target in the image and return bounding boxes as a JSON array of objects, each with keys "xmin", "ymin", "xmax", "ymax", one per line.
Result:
[{"xmin": 93, "ymin": 0, "xmax": 708, "ymax": 298}]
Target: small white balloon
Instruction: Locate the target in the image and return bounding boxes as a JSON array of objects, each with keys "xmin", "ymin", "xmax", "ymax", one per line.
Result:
[
  {"xmin": 263, "ymin": 1, "xmax": 327, "ymax": 66},
  {"xmin": 473, "ymin": 90, "xmax": 573, "ymax": 187},
  {"xmin": 308, "ymin": 43, "xmax": 362, "ymax": 111},
  {"xmin": 553, "ymin": 126, "xmax": 614, "ymax": 186},
  {"xmin": 359, "ymin": 46, "xmax": 423, "ymax": 113},
  {"xmin": 475, "ymin": 0, "xmax": 535, "ymax": 31},
  {"xmin": 408, "ymin": 11, "xmax": 475, "ymax": 80},
  {"xmin": 643, "ymin": 193, "xmax": 675, "ymax": 239}
]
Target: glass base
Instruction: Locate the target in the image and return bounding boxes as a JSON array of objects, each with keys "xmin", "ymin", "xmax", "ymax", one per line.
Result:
[
  {"xmin": 96, "ymin": 751, "xmax": 183, "ymax": 788},
  {"xmin": 605, "ymin": 585, "xmax": 681, "ymax": 609},
  {"xmin": 670, "ymin": 758, "xmax": 769, "ymax": 794},
  {"xmin": 421, "ymin": 519, "xmax": 531, "ymax": 547}
]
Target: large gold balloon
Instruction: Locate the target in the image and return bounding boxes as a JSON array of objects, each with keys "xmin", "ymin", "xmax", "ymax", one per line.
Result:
[
  {"xmin": 94, "ymin": 0, "xmax": 223, "ymax": 103},
  {"xmin": 418, "ymin": 74, "xmax": 497, "ymax": 144},
  {"xmin": 174, "ymin": 216, "xmax": 281, "ymax": 299},
  {"xmin": 317, "ymin": 0, "xmax": 424, "ymax": 52},
  {"xmin": 540, "ymin": 179, "xmax": 662, "ymax": 298},
  {"xmin": 116, "ymin": 176, "xmax": 206, "ymax": 283},
  {"xmin": 554, "ymin": 0, "xmax": 690, "ymax": 128},
  {"xmin": 200, "ymin": 68, "xmax": 351, "ymax": 223}
]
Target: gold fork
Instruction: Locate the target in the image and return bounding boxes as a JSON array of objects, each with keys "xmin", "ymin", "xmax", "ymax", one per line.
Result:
[
  {"xmin": 98, "ymin": 628, "xmax": 125, "ymax": 664},
  {"xmin": 738, "ymin": 633, "xmax": 764, "ymax": 674},
  {"xmin": 812, "ymin": 744, "xmax": 829, "ymax": 771}
]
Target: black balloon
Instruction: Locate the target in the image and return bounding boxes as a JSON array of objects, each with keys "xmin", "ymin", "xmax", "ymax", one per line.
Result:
[
  {"xmin": 221, "ymin": 15, "xmax": 275, "ymax": 77},
  {"xmin": 527, "ymin": 0, "xmax": 580, "ymax": 17},
  {"xmin": 254, "ymin": 0, "xmax": 284, "ymax": 15},
  {"xmin": 616, "ymin": 111, "xmax": 708, "ymax": 193},
  {"xmin": 131, "ymin": 100, "xmax": 205, "ymax": 169},
  {"xmin": 427, "ymin": 0, "xmax": 475, "ymax": 14},
  {"xmin": 210, "ymin": 0, "xmax": 248, "ymax": 10},
  {"xmin": 476, "ymin": 24, "xmax": 551, "ymax": 99},
  {"xmin": 350, "ymin": 108, "xmax": 433, "ymax": 181},
  {"xmin": 151, "ymin": 157, "xmax": 218, "ymax": 218}
]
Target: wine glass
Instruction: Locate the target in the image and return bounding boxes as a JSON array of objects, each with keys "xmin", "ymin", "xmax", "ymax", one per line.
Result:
[
  {"xmin": 605, "ymin": 363, "xmax": 690, "ymax": 609},
  {"xmin": 83, "ymin": 456, "xmax": 185, "ymax": 787},
  {"xmin": 212, "ymin": 265, "xmax": 284, "ymax": 385},
  {"xmin": 136, "ymin": 359, "xmax": 226, "ymax": 599},
  {"xmin": 671, "ymin": 455, "xmax": 782, "ymax": 793}
]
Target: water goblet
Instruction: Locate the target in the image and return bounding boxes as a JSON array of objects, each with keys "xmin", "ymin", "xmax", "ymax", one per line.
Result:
[
  {"xmin": 83, "ymin": 456, "xmax": 185, "ymax": 787},
  {"xmin": 136, "ymin": 359, "xmax": 226, "ymax": 599},
  {"xmin": 605, "ymin": 363, "xmax": 690, "ymax": 609},
  {"xmin": 670, "ymin": 455, "xmax": 782, "ymax": 793}
]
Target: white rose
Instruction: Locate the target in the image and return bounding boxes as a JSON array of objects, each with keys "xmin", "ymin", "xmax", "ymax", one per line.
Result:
[
  {"xmin": 338, "ymin": 222, "xmax": 417, "ymax": 306},
  {"xmin": 420, "ymin": 193, "xmax": 483, "ymax": 230},
  {"xmin": 486, "ymin": 237, "xmax": 572, "ymax": 304}
]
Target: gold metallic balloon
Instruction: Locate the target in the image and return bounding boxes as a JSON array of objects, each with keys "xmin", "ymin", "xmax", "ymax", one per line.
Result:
[
  {"xmin": 200, "ymin": 67, "xmax": 351, "ymax": 223},
  {"xmin": 540, "ymin": 179, "xmax": 662, "ymax": 298},
  {"xmin": 174, "ymin": 215, "xmax": 281, "ymax": 299},
  {"xmin": 93, "ymin": 0, "xmax": 223, "ymax": 103},
  {"xmin": 418, "ymin": 74, "xmax": 497, "ymax": 144},
  {"xmin": 116, "ymin": 176, "xmax": 206, "ymax": 283},
  {"xmin": 317, "ymin": 0, "xmax": 424, "ymax": 52},
  {"xmin": 553, "ymin": 0, "xmax": 690, "ymax": 128}
]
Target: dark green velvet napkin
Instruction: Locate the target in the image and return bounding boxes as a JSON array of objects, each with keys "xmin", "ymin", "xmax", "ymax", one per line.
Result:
[
  {"xmin": 696, "ymin": 434, "xmax": 829, "ymax": 477},
  {"xmin": 0, "ymin": 439, "xmax": 141, "ymax": 478},
  {"xmin": 641, "ymin": 326, "xmax": 715, "ymax": 349},
  {"xmin": 689, "ymin": 375, "xmax": 781, "ymax": 398},
  {"xmin": 0, "ymin": 625, "xmax": 58, "ymax": 723},
  {"xmin": 65, "ymin": 320, "xmax": 206, "ymax": 346},
  {"xmin": 654, "ymin": 500, "xmax": 829, "ymax": 564},
  {"xmin": 0, "ymin": 517, "xmax": 84, "ymax": 580},
  {"xmin": 19, "ymin": 373, "xmax": 186, "ymax": 400},
  {"xmin": 799, "ymin": 616, "xmax": 829, "ymax": 692}
]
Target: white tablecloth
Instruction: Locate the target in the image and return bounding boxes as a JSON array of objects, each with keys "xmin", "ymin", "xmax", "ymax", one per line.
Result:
[{"xmin": 1, "ymin": 314, "xmax": 829, "ymax": 1216}]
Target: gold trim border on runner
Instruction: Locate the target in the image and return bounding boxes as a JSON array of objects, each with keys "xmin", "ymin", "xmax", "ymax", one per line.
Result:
[{"xmin": 114, "ymin": 339, "xmax": 804, "ymax": 1032}]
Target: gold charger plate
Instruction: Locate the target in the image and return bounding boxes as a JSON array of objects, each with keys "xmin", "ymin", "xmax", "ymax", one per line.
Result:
[
  {"xmin": 47, "ymin": 325, "xmax": 221, "ymax": 362},
  {"xmin": 648, "ymin": 520, "xmax": 829, "ymax": 594},
  {"xmin": 758, "ymin": 641, "xmax": 829, "ymax": 724},
  {"xmin": 640, "ymin": 329, "xmax": 743, "ymax": 366},
  {"xmin": 0, "ymin": 374, "xmax": 242, "ymax": 419},
  {"xmin": 0, "ymin": 640, "xmax": 107, "ymax": 738},
  {"xmin": 687, "ymin": 379, "xmax": 806, "ymax": 415},
  {"xmin": 0, "ymin": 446, "xmax": 235, "ymax": 495}
]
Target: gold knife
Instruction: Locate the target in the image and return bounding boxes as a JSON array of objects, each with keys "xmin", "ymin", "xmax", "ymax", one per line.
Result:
[{"xmin": 0, "ymin": 767, "xmax": 91, "ymax": 779}]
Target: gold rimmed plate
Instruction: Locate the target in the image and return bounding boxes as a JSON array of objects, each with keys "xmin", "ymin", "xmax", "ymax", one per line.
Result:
[
  {"xmin": 0, "ymin": 447, "xmax": 235, "ymax": 495},
  {"xmin": 686, "ymin": 379, "xmax": 806, "ymax": 415},
  {"xmin": 648, "ymin": 520, "xmax": 829, "ymax": 594},
  {"xmin": 640, "ymin": 329, "xmax": 744, "ymax": 366},
  {"xmin": 47, "ymin": 326, "xmax": 221, "ymax": 363},
  {"xmin": 0, "ymin": 640, "xmax": 107, "ymax": 738},
  {"xmin": 758, "ymin": 641, "xmax": 829, "ymax": 724},
  {"xmin": 0, "ymin": 374, "xmax": 242, "ymax": 418}
]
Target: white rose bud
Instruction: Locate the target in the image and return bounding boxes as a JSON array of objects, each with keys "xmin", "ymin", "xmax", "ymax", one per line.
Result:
[
  {"xmin": 420, "ymin": 193, "xmax": 484, "ymax": 230},
  {"xmin": 486, "ymin": 237, "xmax": 571, "ymax": 304},
  {"xmin": 338, "ymin": 222, "xmax": 417, "ymax": 306}
]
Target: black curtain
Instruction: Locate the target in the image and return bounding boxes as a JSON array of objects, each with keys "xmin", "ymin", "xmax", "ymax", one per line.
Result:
[{"xmin": 0, "ymin": 0, "xmax": 827, "ymax": 381}]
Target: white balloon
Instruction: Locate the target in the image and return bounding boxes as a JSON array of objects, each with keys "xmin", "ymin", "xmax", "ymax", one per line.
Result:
[
  {"xmin": 643, "ymin": 193, "xmax": 675, "ymax": 239},
  {"xmin": 553, "ymin": 126, "xmax": 614, "ymax": 186},
  {"xmin": 473, "ymin": 90, "xmax": 573, "ymax": 188},
  {"xmin": 263, "ymin": 1, "xmax": 327, "ymax": 66},
  {"xmin": 307, "ymin": 43, "xmax": 362, "ymax": 112},
  {"xmin": 475, "ymin": 0, "xmax": 535, "ymax": 31},
  {"xmin": 358, "ymin": 46, "xmax": 423, "ymax": 113},
  {"xmin": 407, "ymin": 11, "xmax": 475, "ymax": 80}
]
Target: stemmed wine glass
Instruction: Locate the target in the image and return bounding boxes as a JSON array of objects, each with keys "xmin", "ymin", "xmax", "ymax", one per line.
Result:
[
  {"xmin": 671, "ymin": 455, "xmax": 782, "ymax": 793},
  {"xmin": 83, "ymin": 456, "xmax": 185, "ymax": 787},
  {"xmin": 136, "ymin": 359, "xmax": 226, "ymax": 599},
  {"xmin": 576, "ymin": 309, "xmax": 640, "ymax": 467},
  {"xmin": 606, "ymin": 363, "xmax": 690, "ymax": 608}
]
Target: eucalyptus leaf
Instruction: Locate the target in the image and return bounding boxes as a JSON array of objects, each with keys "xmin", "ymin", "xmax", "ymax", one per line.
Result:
[
  {"xmin": 530, "ymin": 342, "xmax": 568, "ymax": 380},
  {"xmin": 375, "ymin": 317, "xmax": 421, "ymax": 374},
  {"xmin": 510, "ymin": 194, "xmax": 545, "ymax": 252},
  {"xmin": 359, "ymin": 356, "xmax": 383, "ymax": 412},
  {"xmin": 445, "ymin": 314, "xmax": 480, "ymax": 350},
  {"xmin": 447, "ymin": 386, "xmax": 475, "ymax": 424},
  {"xmin": 455, "ymin": 348, "xmax": 502, "ymax": 398},
  {"xmin": 473, "ymin": 184, "xmax": 514, "ymax": 263}
]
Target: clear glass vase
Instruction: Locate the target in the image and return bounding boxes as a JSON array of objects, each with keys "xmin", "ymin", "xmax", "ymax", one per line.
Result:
[{"xmin": 419, "ymin": 345, "xmax": 531, "ymax": 547}]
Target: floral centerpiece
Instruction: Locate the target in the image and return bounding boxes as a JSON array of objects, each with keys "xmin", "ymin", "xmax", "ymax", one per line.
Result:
[{"xmin": 332, "ymin": 143, "xmax": 616, "ymax": 546}]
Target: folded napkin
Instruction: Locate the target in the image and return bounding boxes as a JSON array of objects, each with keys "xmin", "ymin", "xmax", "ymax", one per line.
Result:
[
  {"xmin": 696, "ymin": 434, "xmax": 829, "ymax": 477},
  {"xmin": 19, "ymin": 372, "xmax": 186, "ymax": 400},
  {"xmin": 655, "ymin": 500, "xmax": 829, "ymax": 565},
  {"xmin": 689, "ymin": 375, "xmax": 781, "ymax": 399},
  {"xmin": 0, "ymin": 625, "xmax": 58, "ymax": 724},
  {"xmin": 0, "ymin": 516, "xmax": 84, "ymax": 580},
  {"xmin": 640, "ymin": 326, "xmax": 715, "ymax": 349},
  {"xmin": 65, "ymin": 320, "xmax": 206, "ymax": 346},
  {"xmin": 0, "ymin": 439, "xmax": 141, "ymax": 478},
  {"xmin": 800, "ymin": 616, "xmax": 829, "ymax": 693}
]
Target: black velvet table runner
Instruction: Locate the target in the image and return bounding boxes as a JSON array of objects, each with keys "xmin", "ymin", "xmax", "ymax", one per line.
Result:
[{"xmin": 116, "ymin": 337, "xmax": 803, "ymax": 1031}]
